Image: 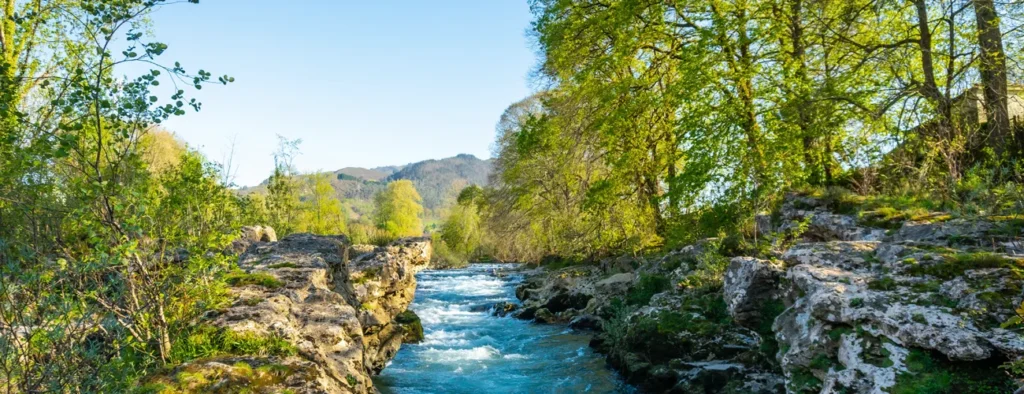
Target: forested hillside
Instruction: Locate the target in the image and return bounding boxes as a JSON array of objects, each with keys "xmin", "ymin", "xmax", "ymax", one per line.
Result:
[{"xmin": 239, "ymin": 154, "xmax": 492, "ymax": 225}]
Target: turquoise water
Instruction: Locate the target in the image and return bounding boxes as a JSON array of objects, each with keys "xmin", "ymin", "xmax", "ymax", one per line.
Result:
[{"xmin": 374, "ymin": 264, "xmax": 632, "ymax": 394}]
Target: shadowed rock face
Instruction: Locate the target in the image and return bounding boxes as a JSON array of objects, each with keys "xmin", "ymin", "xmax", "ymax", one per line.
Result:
[{"xmin": 167, "ymin": 233, "xmax": 431, "ymax": 394}]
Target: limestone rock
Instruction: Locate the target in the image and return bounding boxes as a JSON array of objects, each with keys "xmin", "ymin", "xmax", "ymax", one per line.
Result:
[
  {"xmin": 228, "ymin": 225, "xmax": 278, "ymax": 254},
  {"xmin": 723, "ymin": 257, "xmax": 784, "ymax": 328},
  {"xmin": 202, "ymin": 234, "xmax": 432, "ymax": 394}
]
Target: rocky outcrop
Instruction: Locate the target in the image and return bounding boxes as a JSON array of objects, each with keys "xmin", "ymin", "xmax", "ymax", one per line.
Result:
[
  {"xmin": 723, "ymin": 257, "xmax": 784, "ymax": 328},
  {"xmin": 766, "ymin": 240, "xmax": 1024, "ymax": 393},
  {"xmin": 510, "ymin": 192, "xmax": 1024, "ymax": 394},
  {"xmin": 163, "ymin": 233, "xmax": 431, "ymax": 394},
  {"xmin": 228, "ymin": 225, "xmax": 278, "ymax": 254}
]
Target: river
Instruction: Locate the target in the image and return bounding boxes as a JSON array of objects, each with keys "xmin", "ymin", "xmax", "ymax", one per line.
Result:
[{"xmin": 374, "ymin": 263, "xmax": 632, "ymax": 394}]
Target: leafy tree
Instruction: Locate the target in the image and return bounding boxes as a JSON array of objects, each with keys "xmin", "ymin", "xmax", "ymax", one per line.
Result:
[
  {"xmin": 0, "ymin": 0, "xmax": 237, "ymax": 390},
  {"xmin": 299, "ymin": 173, "xmax": 347, "ymax": 235},
  {"xmin": 373, "ymin": 180, "xmax": 424, "ymax": 237}
]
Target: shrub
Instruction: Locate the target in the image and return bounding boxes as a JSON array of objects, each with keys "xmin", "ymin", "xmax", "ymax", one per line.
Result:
[
  {"xmin": 626, "ymin": 274, "xmax": 671, "ymax": 306},
  {"xmin": 170, "ymin": 325, "xmax": 297, "ymax": 363}
]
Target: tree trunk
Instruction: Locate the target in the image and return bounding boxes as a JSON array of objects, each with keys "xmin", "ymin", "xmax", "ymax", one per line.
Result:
[
  {"xmin": 973, "ymin": 0, "xmax": 1011, "ymax": 154},
  {"xmin": 914, "ymin": 0, "xmax": 952, "ymax": 129}
]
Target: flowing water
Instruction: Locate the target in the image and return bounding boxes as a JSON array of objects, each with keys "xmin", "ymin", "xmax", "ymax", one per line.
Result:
[{"xmin": 374, "ymin": 264, "xmax": 632, "ymax": 394}]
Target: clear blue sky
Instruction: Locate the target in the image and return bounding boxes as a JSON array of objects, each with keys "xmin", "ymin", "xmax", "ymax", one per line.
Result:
[{"xmin": 144, "ymin": 1, "xmax": 536, "ymax": 186}]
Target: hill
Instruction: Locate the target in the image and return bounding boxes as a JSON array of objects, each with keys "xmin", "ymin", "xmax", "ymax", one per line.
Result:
[{"xmin": 239, "ymin": 154, "xmax": 492, "ymax": 225}]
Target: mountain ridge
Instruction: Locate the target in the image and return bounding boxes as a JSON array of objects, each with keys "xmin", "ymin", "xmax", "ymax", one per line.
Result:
[{"xmin": 238, "ymin": 154, "xmax": 493, "ymax": 224}]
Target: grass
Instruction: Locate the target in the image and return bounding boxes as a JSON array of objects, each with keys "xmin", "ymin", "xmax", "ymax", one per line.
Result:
[
  {"xmin": 223, "ymin": 271, "xmax": 283, "ymax": 289},
  {"xmin": 170, "ymin": 324, "xmax": 297, "ymax": 364},
  {"xmin": 802, "ymin": 186, "xmax": 951, "ymax": 229},
  {"xmin": 139, "ymin": 360, "xmax": 314, "ymax": 394},
  {"xmin": 905, "ymin": 252, "xmax": 1023, "ymax": 280}
]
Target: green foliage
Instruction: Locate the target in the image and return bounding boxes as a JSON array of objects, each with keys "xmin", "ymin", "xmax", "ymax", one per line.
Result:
[
  {"xmin": 373, "ymin": 180, "xmax": 424, "ymax": 238},
  {"xmin": 891, "ymin": 349, "xmax": 1015, "ymax": 394},
  {"xmin": 868, "ymin": 277, "xmax": 899, "ymax": 291},
  {"xmin": 297, "ymin": 173, "xmax": 348, "ymax": 235},
  {"xmin": 0, "ymin": 0, "xmax": 241, "ymax": 389},
  {"xmin": 431, "ymin": 232, "xmax": 469, "ymax": 269},
  {"xmin": 626, "ymin": 274, "xmax": 671, "ymax": 306},
  {"xmin": 349, "ymin": 220, "xmax": 397, "ymax": 246},
  {"xmin": 906, "ymin": 253, "xmax": 1023, "ymax": 280},
  {"xmin": 170, "ymin": 325, "xmax": 297, "ymax": 363}
]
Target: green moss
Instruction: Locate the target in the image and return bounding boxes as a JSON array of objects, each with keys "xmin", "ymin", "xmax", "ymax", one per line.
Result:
[
  {"xmin": 223, "ymin": 271, "xmax": 283, "ymax": 289},
  {"xmin": 395, "ymin": 310, "xmax": 424, "ymax": 343},
  {"xmin": 754, "ymin": 300, "xmax": 786, "ymax": 364},
  {"xmin": 809, "ymin": 354, "xmax": 842, "ymax": 371},
  {"xmin": 868, "ymin": 277, "xmax": 899, "ymax": 291},
  {"xmin": 788, "ymin": 367, "xmax": 823, "ymax": 393},
  {"xmin": 850, "ymin": 298, "xmax": 864, "ymax": 308},
  {"xmin": 266, "ymin": 262, "xmax": 298, "ymax": 269},
  {"xmin": 891, "ymin": 349, "xmax": 1015, "ymax": 394},
  {"xmin": 142, "ymin": 360, "xmax": 315, "ymax": 393},
  {"xmin": 346, "ymin": 374, "xmax": 358, "ymax": 387},
  {"xmin": 352, "ymin": 267, "xmax": 382, "ymax": 284},
  {"xmin": 909, "ymin": 280, "xmax": 941, "ymax": 293},
  {"xmin": 906, "ymin": 252, "xmax": 1023, "ymax": 280},
  {"xmin": 828, "ymin": 325, "xmax": 855, "ymax": 342}
]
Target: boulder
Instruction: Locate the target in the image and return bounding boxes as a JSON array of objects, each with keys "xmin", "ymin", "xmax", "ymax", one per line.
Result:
[
  {"xmin": 723, "ymin": 257, "xmax": 784, "ymax": 328},
  {"xmin": 568, "ymin": 314, "xmax": 603, "ymax": 331},
  {"xmin": 228, "ymin": 225, "xmax": 278, "ymax": 254},
  {"xmin": 534, "ymin": 308, "xmax": 556, "ymax": 324},
  {"xmin": 595, "ymin": 273, "xmax": 635, "ymax": 295},
  {"xmin": 491, "ymin": 301, "xmax": 518, "ymax": 317}
]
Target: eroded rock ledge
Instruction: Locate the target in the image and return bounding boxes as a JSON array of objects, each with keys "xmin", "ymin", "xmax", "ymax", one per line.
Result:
[{"xmin": 161, "ymin": 233, "xmax": 431, "ymax": 394}]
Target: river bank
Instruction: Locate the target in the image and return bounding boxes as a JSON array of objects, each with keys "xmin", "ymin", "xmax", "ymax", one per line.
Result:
[
  {"xmin": 374, "ymin": 264, "xmax": 632, "ymax": 393},
  {"xmin": 506, "ymin": 192, "xmax": 1024, "ymax": 393}
]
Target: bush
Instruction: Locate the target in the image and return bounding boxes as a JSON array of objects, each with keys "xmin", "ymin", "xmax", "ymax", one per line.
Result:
[
  {"xmin": 170, "ymin": 324, "xmax": 297, "ymax": 364},
  {"xmin": 626, "ymin": 274, "xmax": 671, "ymax": 305}
]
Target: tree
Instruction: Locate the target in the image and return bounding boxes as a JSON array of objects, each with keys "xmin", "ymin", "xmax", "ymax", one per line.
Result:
[
  {"xmin": 973, "ymin": 0, "xmax": 1010, "ymax": 153},
  {"xmin": 266, "ymin": 136, "xmax": 302, "ymax": 235},
  {"xmin": 373, "ymin": 180, "xmax": 424, "ymax": 237},
  {"xmin": 299, "ymin": 173, "xmax": 347, "ymax": 235},
  {"xmin": 266, "ymin": 167, "xmax": 300, "ymax": 235},
  {"xmin": 0, "ymin": 0, "xmax": 236, "ymax": 389}
]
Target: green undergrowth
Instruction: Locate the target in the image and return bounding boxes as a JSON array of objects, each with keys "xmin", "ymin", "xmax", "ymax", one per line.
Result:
[
  {"xmin": 889, "ymin": 349, "xmax": 1015, "ymax": 394},
  {"xmin": 906, "ymin": 252, "xmax": 1023, "ymax": 280},
  {"xmin": 626, "ymin": 274, "xmax": 671, "ymax": 306},
  {"xmin": 139, "ymin": 360, "xmax": 312, "ymax": 394},
  {"xmin": 170, "ymin": 325, "xmax": 297, "ymax": 363},
  {"xmin": 792, "ymin": 187, "xmax": 953, "ymax": 229}
]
